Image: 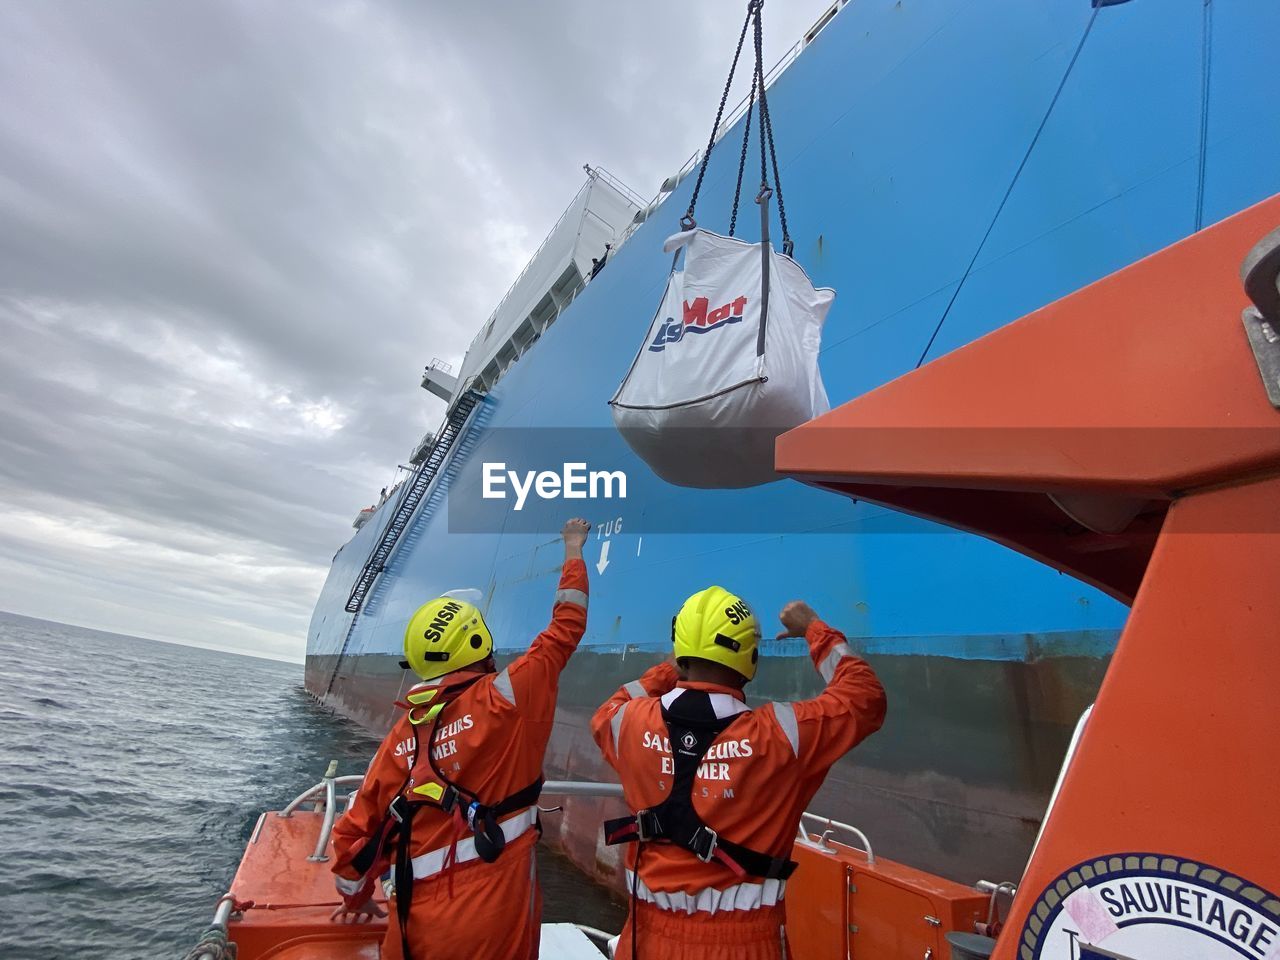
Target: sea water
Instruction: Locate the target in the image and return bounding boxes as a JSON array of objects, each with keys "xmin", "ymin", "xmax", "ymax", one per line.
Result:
[{"xmin": 0, "ymin": 612, "xmax": 624, "ymax": 958}]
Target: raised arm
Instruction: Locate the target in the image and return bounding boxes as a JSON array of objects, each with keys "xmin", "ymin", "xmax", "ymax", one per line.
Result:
[
  {"xmin": 495, "ymin": 518, "xmax": 591, "ymax": 721},
  {"xmin": 769, "ymin": 601, "xmax": 887, "ymax": 774}
]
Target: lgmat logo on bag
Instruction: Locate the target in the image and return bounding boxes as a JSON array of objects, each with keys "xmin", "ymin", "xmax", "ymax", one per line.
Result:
[{"xmin": 648, "ymin": 295, "xmax": 748, "ymax": 352}]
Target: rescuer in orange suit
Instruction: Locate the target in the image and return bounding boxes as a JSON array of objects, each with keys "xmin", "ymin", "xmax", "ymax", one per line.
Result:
[
  {"xmin": 328, "ymin": 517, "xmax": 592, "ymax": 960},
  {"xmin": 592, "ymin": 587, "xmax": 887, "ymax": 960}
]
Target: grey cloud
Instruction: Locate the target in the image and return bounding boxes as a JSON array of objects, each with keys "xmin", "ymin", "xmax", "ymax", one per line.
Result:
[{"xmin": 0, "ymin": 0, "xmax": 828, "ymax": 658}]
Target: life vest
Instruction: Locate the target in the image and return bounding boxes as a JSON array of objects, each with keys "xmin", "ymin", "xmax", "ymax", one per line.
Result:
[
  {"xmin": 602, "ymin": 694, "xmax": 797, "ymax": 883},
  {"xmin": 351, "ymin": 675, "xmax": 544, "ymax": 960}
]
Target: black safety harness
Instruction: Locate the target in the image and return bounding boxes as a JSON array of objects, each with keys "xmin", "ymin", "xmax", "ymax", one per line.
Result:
[
  {"xmin": 348, "ymin": 676, "xmax": 543, "ymax": 960},
  {"xmin": 602, "ymin": 695, "xmax": 797, "ymax": 883},
  {"xmin": 387, "ymin": 775, "xmax": 543, "ymax": 960}
]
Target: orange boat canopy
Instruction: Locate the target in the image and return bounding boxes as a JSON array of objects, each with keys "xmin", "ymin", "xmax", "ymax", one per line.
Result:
[{"xmin": 776, "ymin": 195, "xmax": 1280, "ymax": 604}]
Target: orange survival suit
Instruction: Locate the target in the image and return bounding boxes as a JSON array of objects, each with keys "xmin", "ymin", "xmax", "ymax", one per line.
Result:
[
  {"xmin": 330, "ymin": 558, "xmax": 588, "ymax": 960},
  {"xmin": 591, "ymin": 619, "xmax": 886, "ymax": 960}
]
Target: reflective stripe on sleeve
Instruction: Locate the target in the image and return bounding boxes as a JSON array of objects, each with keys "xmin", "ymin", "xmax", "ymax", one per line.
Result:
[
  {"xmin": 610, "ymin": 700, "xmax": 628, "ymax": 747},
  {"xmin": 493, "ymin": 667, "xmax": 516, "ymax": 707},
  {"xmin": 334, "ymin": 874, "xmax": 366, "ymax": 896},
  {"xmin": 554, "ymin": 588, "xmax": 589, "ymax": 609},
  {"xmin": 772, "ymin": 702, "xmax": 801, "ymax": 757},
  {"xmin": 410, "ymin": 807, "xmax": 538, "ymax": 880},
  {"xmin": 625, "ymin": 870, "xmax": 786, "ymax": 914},
  {"xmin": 623, "ymin": 680, "xmax": 646, "ymax": 699},
  {"xmin": 819, "ymin": 642, "xmax": 854, "ymax": 683}
]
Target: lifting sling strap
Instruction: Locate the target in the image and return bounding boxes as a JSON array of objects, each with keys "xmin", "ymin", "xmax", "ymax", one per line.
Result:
[{"xmin": 602, "ymin": 696, "xmax": 797, "ymax": 883}]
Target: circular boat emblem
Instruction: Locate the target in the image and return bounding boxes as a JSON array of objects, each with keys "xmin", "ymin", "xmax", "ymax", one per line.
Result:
[
  {"xmin": 681, "ymin": 732, "xmax": 698, "ymax": 751},
  {"xmin": 1021, "ymin": 853, "xmax": 1280, "ymax": 960}
]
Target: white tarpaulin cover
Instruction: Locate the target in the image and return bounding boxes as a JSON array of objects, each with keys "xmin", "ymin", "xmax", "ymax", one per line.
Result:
[{"xmin": 610, "ymin": 228, "xmax": 833, "ymax": 488}]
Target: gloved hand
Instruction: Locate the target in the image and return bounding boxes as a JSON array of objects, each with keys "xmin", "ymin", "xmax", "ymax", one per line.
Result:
[
  {"xmin": 561, "ymin": 517, "xmax": 590, "ymax": 558},
  {"xmin": 777, "ymin": 600, "xmax": 819, "ymax": 639},
  {"xmin": 330, "ymin": 897, "xmax": 386, "ymax": 923}
]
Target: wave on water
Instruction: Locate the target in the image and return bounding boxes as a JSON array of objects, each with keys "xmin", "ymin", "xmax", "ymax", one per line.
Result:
[
  {"xmin": 0, "ymin": 611, "xmax": 624, "ymax": 959},
  {"xmin": 0, "ymin": 612, "xmax": 380, "ymax": 959}
]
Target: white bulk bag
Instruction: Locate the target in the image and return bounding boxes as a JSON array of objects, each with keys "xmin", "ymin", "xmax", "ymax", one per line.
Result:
[{"xmin": 609, "ymin": 228, "xmax": 833, "ymax": 488}]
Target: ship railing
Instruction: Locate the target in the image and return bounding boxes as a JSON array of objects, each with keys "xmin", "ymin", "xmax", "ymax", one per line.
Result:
[
  {"xmin": 586, "ymin": 163, "xmax": 648, "ymax": 210},
  {"xmin": 451, "ymin": 1, "xmax": 855, "ymax": 395},
  {"xmin": 455, "ymin": 162, "xmax": 644, "ymax": 397},
  {"xmin": 465, "ymin": 165, "xmax": 635, "ymax": 356},
  {"xmin": 621, "ymin": 0, "xmax": 850, "ymax": 250},
  {"xmin": 408, "ymin": 375, "xmax": 486, "ymax": 463}
]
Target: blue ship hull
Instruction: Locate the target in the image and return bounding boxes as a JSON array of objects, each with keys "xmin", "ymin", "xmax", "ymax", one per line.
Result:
[{"xmin": 305, "ymin": 0, "xmax": 1280, "ymax": 886}]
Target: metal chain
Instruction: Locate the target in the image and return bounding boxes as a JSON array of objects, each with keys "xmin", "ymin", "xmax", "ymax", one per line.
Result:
[
  {"xmin": 683, "ymin": 0, "xmax": 792, "ymax": 254},
  {"xmin": 728, "ymin": 70, "xmax": 757, "ymax": 237},
  {"xmin": 682, "ymin": 3, "xmax": 756, "ymax": 229},
  {"xmin": 753, "ymin": 4, "xmax": 792, "ymax": 254},
  {"xmin": 754, "ymin": 9, "xmax": 769, "ymax": 196}
]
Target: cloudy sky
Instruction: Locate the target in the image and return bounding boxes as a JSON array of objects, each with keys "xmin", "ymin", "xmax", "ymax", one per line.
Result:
[{"xmin": 0, "ymin": 0, "xmax": 826, "ymax": 661}]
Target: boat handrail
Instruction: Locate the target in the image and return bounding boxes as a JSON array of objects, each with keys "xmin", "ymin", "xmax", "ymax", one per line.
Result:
[
  {"xmin": 796, "ymin": 811, "xmax": 875, "ymax": 865},
  {"xmin": 278, "ymin": 774, "xmax": 626, "ymax": 804},
  {"xmin": 543, "ymin": 780, "xmax": 625, "ymax": 798},
  {"xmin": 275, "ymin": 763, "xmax": 362, "ymax": 863},
  {"xmin": 206, "ymin": 765, "xmax": 884, "ymax": 942},
  {"xmin": 275, "ymin": 768, "xmax": 626, "ymax": 873},
  {"xmin": 313, "ymin": 762, "xmax": 339, "ymax": 862},
  {"xmin": 211, "ymin": 893, "xmax": 237, "ymax": 930},
  {"xmin": 282, "ymin": 768, "xmax": 855, "ymax": 872},
  {"xmin": 975, "ymin": 880, "xmax": 1018, "ymax": 897},
  {"xmin": 278, "ymin": 773, "xmax": 365, "ymax": 818}
]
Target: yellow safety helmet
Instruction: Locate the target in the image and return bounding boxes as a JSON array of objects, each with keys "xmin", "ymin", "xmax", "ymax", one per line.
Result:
[
  {"xmin": 672, "ymin": 586, "xmax": 760, "ymax": 681},
  {"xmin": 403, "ymin": 596, "xmax": 493, "ymax": 682}
]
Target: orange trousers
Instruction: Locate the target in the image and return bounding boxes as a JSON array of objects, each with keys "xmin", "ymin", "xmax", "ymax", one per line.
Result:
[
  {"xmin": 613, "ymin": 901, "xmax": 790, "ymax": 960},
  {"xmin": 381, "ymin": 833, "xmax": 541, "ymax": 960}
]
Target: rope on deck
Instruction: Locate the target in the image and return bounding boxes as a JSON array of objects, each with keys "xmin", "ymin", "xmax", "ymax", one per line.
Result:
[{"xmin": 181, "ymin": 926, "xmax": 237, "ymax": 960}]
